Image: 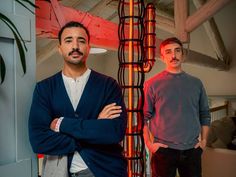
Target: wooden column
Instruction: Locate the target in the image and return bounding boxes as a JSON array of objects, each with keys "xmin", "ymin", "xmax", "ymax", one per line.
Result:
[{"xmin": 174, "ymin": 0, "xmax": 189, "ymax": 42}]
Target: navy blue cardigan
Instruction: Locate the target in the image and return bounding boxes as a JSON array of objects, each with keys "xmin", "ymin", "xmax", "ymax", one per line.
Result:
[{"xmin": 28, "ymin": 70, "xmax": 127, "ymax": 177}]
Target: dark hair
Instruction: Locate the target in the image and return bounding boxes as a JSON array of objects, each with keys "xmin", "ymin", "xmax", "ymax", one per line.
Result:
[
  {"xmin": 160, "ymin": 37, "xmax": 183, "ymax": 54},
  {"xmin": 58, "ymin": 21, "xmax": 90, "ymax": 44}
]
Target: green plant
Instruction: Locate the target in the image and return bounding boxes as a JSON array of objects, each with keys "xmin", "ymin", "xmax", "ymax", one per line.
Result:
[{"xmin": 0, "ymin": 0, "xmax": 38, "ymax": 84}]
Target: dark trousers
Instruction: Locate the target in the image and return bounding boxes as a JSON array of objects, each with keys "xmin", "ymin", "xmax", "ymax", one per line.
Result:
[{"xmin": 151, "ymin": 147, "xmax": 202, "ymax": 177}]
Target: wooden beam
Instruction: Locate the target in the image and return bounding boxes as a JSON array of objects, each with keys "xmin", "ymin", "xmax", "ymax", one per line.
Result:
[
  {"xmin": 36, "ymin": 0, "xmax": 229, "ymax": 70},
  {"xmin": 185, "ymin": 49, "xmax": 229, "ymax": 70},
  {"xmin": 152, "ymin": 1, "xmax": 174, "ymax": 18},
  {"xmin": 60, "ymin": 0, "xmax": 83, "ymax": 8},
  {"xmin": 193, "ymin": 0, "xmax": 230, "ymax": 66},
  {"xmin": 89, "ymin": 0, "xmax": 111, "ymax": 15},
  {"xmin": 107, "ymin": 11, "xmax": 118, "ymax": 21},
  {"xmin": 108, "ymin": 1, "xmax": 175, "ymax": 34},
  {"xmin": 36, "ymin": 0, "xmax": 84, "ymax": 64},
  {"xmin": 185, "ymin": 0, "xmax": 233, "ymax": 32},
  {"xmin": 36, "ymin": 0, "xmax": 119, "ymax": 65},
  {"xmin": 50, "ymin": 0, "xmax": 66, "ymax": 27},
  {"xmin": 174, "ymin": 0, "xmax": 189, "ymax": 42}
]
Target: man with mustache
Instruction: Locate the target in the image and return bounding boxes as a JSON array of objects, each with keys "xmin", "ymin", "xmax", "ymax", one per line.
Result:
[
  {"xmin": 143, "ymin": 37, "xmax": 211, "ymax": 177},
  {"xmin": 28, "ymin": 21, "xmax": 127, "ymax": 177}
]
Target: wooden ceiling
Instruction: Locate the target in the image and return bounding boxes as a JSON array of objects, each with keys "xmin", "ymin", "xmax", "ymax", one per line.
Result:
[{"xmin": 36, "ymin": 0, "xmax": 234, "ymax": 71}]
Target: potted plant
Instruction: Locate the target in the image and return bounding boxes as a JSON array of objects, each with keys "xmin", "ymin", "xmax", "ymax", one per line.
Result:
[{"xmin": 0, "ymin": 0, "xmax": 38, "ymax": 83}]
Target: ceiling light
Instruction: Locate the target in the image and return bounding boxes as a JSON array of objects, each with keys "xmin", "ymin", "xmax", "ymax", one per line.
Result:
[{"xmin": 90, "ymin": 47, "xmax": 107, "ymax": 54}]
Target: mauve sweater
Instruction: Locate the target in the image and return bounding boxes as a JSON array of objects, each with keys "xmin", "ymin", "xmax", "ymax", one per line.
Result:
[{"xmin": 143, "ymin": 70, "xmax": 211, "ymax": 150}]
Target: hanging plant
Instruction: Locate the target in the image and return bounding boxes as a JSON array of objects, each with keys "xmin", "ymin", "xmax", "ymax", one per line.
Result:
[
  {"xmin": 0, "ymin": 54, "xmax": 6, "ymax": 83},
  {"xmin": 0, "ymin": 0, "xmax": 38, "ymax": 84}
]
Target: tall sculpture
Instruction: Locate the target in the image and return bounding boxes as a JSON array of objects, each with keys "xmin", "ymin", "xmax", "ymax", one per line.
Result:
[{"xmin": 118, "ymin": 1, "xmax": 155, "ymax": 176}]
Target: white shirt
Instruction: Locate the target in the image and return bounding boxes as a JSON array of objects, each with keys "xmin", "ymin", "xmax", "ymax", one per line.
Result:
[{"xmin": 61, "ymin": 69, "xmax": 91, "ymax": 173}]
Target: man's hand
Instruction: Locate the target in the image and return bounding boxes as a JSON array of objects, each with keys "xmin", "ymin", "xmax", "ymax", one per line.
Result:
[
  {"xmin": 194, "ymin": 139, "xmax": 207, "ymax": 149},
  {"xmin": 50, "ymin": 118, "xmax": 59, "ymax": 131},
  {"xmin": 143, "ymin": 125, "xmax": 168, "ymax": 153},
  {"xmin": 98, "ymin": 103, "xmax": 122, "ymax": 119},
  {"xmin": 147, "ymin": 141, "xmax": 168, "ymax": 153}
]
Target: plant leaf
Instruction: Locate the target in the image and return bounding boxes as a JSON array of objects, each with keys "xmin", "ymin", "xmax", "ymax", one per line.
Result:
[
  {"xmin": 0, "ymin": 54, "xmax": 6, "ymax": 84},
  {"xmin": 0, "ymin": 0, "xmax": 37, "ymax": 83},
  {"xmin": 15, "ymin": 0, "xmax": 39, "ymax": 9},
  {"xmin": 0, "ymin": 13, "xmax": 27, "ymax": 51},
  {"xmin": 12, "ymin": 28, "xmax": 27, "ymax": 74},
  {"xmin": 15, "ymin": 0, "xmax": 35, "ymax": 14},
  {"xmin": 0, "ymin": 16, "xmax": 26, "ymax": 74}
]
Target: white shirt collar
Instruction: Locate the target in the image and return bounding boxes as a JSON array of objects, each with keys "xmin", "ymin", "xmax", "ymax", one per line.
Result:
[{"xmin": 62, "ymin": 68, "xmax": 91, "ymax": 82}]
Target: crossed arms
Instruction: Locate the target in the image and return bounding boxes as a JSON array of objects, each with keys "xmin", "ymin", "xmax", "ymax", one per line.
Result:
[{"xmin": 28, "ymin": 80, "xmax": 127, "ymax": 155}]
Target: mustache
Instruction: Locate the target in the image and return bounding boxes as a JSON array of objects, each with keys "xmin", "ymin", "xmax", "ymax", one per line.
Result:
[
  {"xmin": 170, "ymin": 57, "xmax": 179, "ymax": 62},
  {"xmin": 68, "ymin": 48, "xmax": 83, "ymax": 56}
]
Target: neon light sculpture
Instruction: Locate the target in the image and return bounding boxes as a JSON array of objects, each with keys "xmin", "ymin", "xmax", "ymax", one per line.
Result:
[{"xmin": 118, "ymin": 1, "xmax": 155, "ymax": 176}]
